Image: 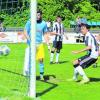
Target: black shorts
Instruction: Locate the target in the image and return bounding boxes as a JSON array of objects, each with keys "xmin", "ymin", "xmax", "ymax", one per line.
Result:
[
  {"xmin": 78, "ymin": 55, "xmax": 97, "ymax": 69},
  {"xmin": 53, "ymin": 41, "xmax": 62, "ymax": 50}
]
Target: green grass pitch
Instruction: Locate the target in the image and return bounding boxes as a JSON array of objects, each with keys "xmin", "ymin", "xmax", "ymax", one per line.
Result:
[{"xmin": 0, "ymin": 43, "xmax": 100, "ymax": 100}]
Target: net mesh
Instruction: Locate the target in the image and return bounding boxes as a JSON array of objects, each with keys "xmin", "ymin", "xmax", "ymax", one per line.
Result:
[
  {"xmin": 0, "ymin": 0, "xmax": 29, "ymax": 16},
  {"xmin": 0, "ymin": 0, "xmax": 30, "ymax": 99}
]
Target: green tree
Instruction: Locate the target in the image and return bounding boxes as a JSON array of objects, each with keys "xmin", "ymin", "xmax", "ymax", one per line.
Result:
[{"xmin": 0, "ymin": 0, "xmax": 100, "ymax": 27}]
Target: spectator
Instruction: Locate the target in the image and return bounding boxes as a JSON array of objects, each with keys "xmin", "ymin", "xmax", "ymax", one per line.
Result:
[
  {"xmin": 76, "ymin": 16, "xmax": 81, "ymax": 25},
  {"xmin": 75, "ymin": 16, "xmax": 81, "ymax": 33},
  {"xmin": 81, "ymin": 17, "xmax": 87, "ymax": 24}
]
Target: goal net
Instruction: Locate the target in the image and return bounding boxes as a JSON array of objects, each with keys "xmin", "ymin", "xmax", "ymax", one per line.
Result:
[{"xmin": 0, "ymin": 0, "xmax": 36, "ymax": 99}]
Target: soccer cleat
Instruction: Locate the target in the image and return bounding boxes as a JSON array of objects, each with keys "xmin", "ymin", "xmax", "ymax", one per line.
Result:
[{"xmin": 79, "ymin": 78, "xmax": 90, "ymax": 84}]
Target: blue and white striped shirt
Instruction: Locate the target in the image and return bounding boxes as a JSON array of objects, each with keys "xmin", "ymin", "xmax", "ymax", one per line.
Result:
[{"xmin": 85, "ymin": 32, "xmax": 99, "ymax": 58}]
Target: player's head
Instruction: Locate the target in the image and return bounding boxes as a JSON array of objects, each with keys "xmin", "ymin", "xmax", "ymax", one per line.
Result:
[
  {"xmin": 56, "ymin": 16, "xmax": 62, "ymax": 23},
  {"xmin": 37, "ymin": 10, "xmax": 42, "ymax": 23},
  {"xmin": 81, "ymin": 24, "xmax": 90, "ymax": 35}
]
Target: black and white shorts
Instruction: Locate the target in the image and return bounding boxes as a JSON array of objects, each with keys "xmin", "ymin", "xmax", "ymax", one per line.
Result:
[
  {"xmin": 78, "ymin": 55, "xmax": 97, "ymax": 69},
  {"xmin": 53, "ymin": 41, "xmax": 62, "ymax": 50}
]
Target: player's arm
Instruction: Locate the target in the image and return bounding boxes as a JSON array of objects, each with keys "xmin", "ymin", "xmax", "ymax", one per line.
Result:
[
  {"xmin": 50, "ymin": 22, "xmax": 60, "ymax": 36},
  {"xmin": 43, "ymin": 23, "xmax": 54, "ymax": 51},
  {"xmin": 43, "ymin": 23, "xmax": 59, "ymax": 43},
  {"xmin": 23, "ymin": 20, "xmax": 31, "ymax": 41},
  {"xmin": 72, "ymin": 46, "xmax": 91, "ymax": 54},
  {"xmin": 63, "ymin": 27, "xmax": 68, "ymax": 40},
  {"xmin": 23, "ymin": 30, "xmax": 30, "ymax": 41},
  {"xmin": 48, "ymin": 31, "xmax": 58, "ymax": 36},
  {"xmin": 62, "ymin": 24, "xmax": 68, "ymax": 39},
  {"xmin": 64, "ymin": 33, "xmax": 68, "ymax": 40},
  {"xmin": 72, "ymin": 36, "xmax": 92, "ymax": 54}
]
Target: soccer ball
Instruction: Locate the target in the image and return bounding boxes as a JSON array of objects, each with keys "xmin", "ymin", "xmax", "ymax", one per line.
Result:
[{"xmin": 0, "ymin": 45, "xmax": 10, "ymax": 56}]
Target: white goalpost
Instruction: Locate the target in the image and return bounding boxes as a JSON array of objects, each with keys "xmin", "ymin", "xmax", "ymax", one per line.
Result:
[
  {"xmin": 29, "ymin": 0, "xmax": 37, "ymax": 98},
  {"xmin": 0, "ymin": 0, "xmax": 37, "ymax": 99}
]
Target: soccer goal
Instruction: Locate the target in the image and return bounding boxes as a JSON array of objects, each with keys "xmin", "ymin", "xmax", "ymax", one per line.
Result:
[{"xmin": 0, "ymin": 0, "xmax": 36, "ymax": 99}]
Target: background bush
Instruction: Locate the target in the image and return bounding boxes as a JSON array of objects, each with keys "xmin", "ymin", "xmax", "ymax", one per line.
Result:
[{"xmin": 0, "ymin": 0, "xmax": 100, "ymax": 28}]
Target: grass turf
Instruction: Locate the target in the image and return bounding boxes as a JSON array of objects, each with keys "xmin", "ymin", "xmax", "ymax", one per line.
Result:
[{"xmin": 0, "ymin": 43, "xmax": 100, "ymax": 100}]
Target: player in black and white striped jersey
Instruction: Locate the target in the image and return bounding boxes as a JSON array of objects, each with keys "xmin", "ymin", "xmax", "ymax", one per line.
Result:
[
  {"xmin": 50, "ymin": 16, "xmax": 67, "ymax": 64},
  {"xmin": 71, "ymin": 24, "xmax": 99, "ymax": 84}
]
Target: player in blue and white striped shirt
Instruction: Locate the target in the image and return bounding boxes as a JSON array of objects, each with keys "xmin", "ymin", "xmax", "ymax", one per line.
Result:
[{"xmin": 71, "ymin": 24, "xmax": 99, "ymax": 84}]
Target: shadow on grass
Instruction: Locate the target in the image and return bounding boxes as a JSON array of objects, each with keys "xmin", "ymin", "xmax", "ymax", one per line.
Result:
[
  {"xmin": 36, "ymin": 75, "xmax": 56, "ymax": 81},
  {"xmin": 0, "ymin": 67, "xmax": 24, "ymax": 77},
  {"xmin": 89, "ymin": 77, "xmax": 100, "ymax": 82},
  {"xmin": 36, "ymin": 75, "xmax": 58, "ymax": 97},
  {"xmin": 59, "ymin": 60, "xmax": 69, "ymax": 64},
  {"xmin": 50, "ymin": 60, "xmax": 69, "ymax": 64},
  {"xmin": 0, "ymin": 68, "xmax": 58, "ymax": 97}
]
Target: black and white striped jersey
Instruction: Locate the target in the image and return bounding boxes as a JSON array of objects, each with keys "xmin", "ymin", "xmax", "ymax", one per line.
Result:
[
  {"xmin": 53, "ymin": 22, "xmax": 64, "ymax": 41},
  {"xmin": 85, "ymin": 32, "xmax": 99, "ymax": 58}
]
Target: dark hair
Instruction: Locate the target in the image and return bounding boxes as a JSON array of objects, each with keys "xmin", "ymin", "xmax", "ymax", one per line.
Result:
[
  {"xmin": 37, "ymin": 10, "xmax": 42, "ymax": 15},
  {"xmin": 57, "ymin": 15, "xmax": 61, "ymax": 18},
  {"xmin": 81, "ymin": 23, "xmax": 90, "ymax": 30}
]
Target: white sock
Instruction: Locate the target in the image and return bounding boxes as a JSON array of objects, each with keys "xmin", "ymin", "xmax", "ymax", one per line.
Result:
[
  {"xmin": 40, "ymin": 73, "xmax": 43, "ymax": 79},
  {"xmin": 73, "ymin": 68, "xmax": 78, "ymax": 80},
  {"xmin": 23, "ymin": 47, "xmax": 29, "ymax": 75},
  {"xmin": 56, "ymin": 53, "xmax": 59, "ymax": 62},
  {"xmin": 76, "ymin": 66, "xmax": 88, "ymax": 80},
  {"xmin": 50, "ymin": 53, "xmax": 54, "ymax": 62}
]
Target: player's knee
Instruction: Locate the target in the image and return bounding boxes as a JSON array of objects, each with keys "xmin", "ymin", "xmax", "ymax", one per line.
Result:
[
  {"xmin": 73, "ymin": 60, "xmax": 79, "ymax": 68},
  {"xmin": 56, "ymin": 49, "xmax": 60, "ymax": 53},
  {"xmin": 73, "ymin": 60, "xmax": 79, "ymax": 65}
]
